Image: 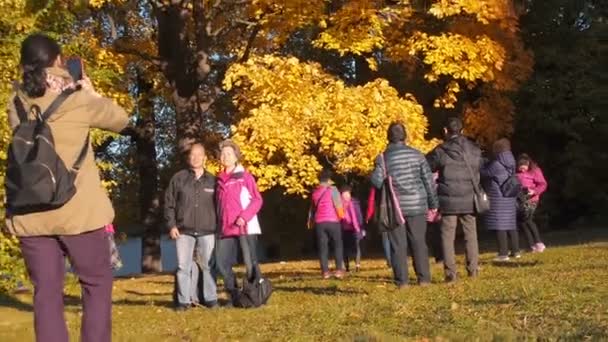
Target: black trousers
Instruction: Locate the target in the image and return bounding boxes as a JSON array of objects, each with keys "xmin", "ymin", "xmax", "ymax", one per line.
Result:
[
  {"xmin": 315, "ymin": 222, "xmax": 344, "ymax": 273},
  {"xmin": 387, "ymin": 215, "xmax": 430, "ymax": 285},
  {"xmin": 518, "ymin": 206, "xmax": 542, "ymax": 247},
  {"xmin": 496, "ymin": 230, "xmax": 520, "ymax": 257}
]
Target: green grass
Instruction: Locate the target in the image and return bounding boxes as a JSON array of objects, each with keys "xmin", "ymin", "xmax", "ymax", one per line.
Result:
[{"xmin": 1, "ymin": 228, "xmax": 607, "ymax": 341}]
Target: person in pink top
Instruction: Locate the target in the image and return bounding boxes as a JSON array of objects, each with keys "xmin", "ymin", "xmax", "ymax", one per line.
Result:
[
  {"xmin": 308, "ymin": 169, "xmax": 345, "ymax": 279},
  {"xmin": 516, "ymin": 154, "xmax": 548, "ymax": 252},
  {"xmin": 215, "ymin": 139, "xmax": 264, "ymax": 305},
  {"xmin": 340, "ymin": 185, "xmax": 365, "ymax": 272}
]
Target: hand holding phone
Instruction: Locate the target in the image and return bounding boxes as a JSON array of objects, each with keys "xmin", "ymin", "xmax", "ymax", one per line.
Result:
[{"xmin": 65, "ymin": 57, "xmax": 83, "ymax": 81}]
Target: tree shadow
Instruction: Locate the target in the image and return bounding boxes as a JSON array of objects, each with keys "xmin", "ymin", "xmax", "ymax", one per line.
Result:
[
  {"xmin": 273, "ymin": 284, "xmax": 368, "ymax": 296},
  {"xmin": 112, "ymin": 298, "xmax": 174, "ymax": 308},
  {"xmin": 344, "ymin": 274, "xmax": 394, "ymax": 284},
  {"xmin": 124, "ymin": 290, "xmax": 173, "ymax": 297},
  {"xmin": 0, "ymin": 293, "xmax": 33, "ymax": 312},
  {"xmin": 489, "ymin": 260, "xmax": 541, "ymax": 268}
]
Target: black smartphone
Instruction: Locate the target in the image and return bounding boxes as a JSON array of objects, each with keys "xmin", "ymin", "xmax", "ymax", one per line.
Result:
[{"xmin": 65, "ymin": 57, "xmax": 83, "ymax": 81}]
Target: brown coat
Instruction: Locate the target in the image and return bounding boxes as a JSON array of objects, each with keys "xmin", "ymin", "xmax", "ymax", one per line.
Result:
[{"xmin": 5, "ymin": 67, "xmax": 129, "ymax": 237}]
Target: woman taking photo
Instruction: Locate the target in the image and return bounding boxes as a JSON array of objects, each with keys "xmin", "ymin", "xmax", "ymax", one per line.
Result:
[{"xmin": 5, "ymin": 34, "xmax": 128, "ymax": 342}]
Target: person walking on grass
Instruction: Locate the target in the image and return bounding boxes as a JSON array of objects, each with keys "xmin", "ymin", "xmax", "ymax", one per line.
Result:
[
  {"xmin": 215, "ymin": 139, "xmax": 264, "ymax": 305},
  {"xmin": 5, "ymin": 34, "xmax": 128, "ymax": 342},
  {"xmin": 371, "ymin": 122, "xmax": 438, "ymax": 288},
  {"xmin": 309, "ymin": 170, "xmax": 346, "ymax": 279},
  {"xmin": 516, "ymin": 153, "xmax": 548, "ymax": 252},
  {"xmin": 481, "ymin": 138, "xmax": 520, "ymax": 262},
  {"xmin": 340, "ymin": 185, "xmax": 365, "ymax": 272},
  {"xmin": 164, "ymin": 143, "xmax": 218, "ymax": 311},
  {"xmin": 427, "ymin": 117, "xmax": 482, "ymax": 283}
]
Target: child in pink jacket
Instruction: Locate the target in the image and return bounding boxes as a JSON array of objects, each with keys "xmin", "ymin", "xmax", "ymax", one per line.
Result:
[
  {"xmin": 516, "ymin": 154, "xmax": 548, "ymax": 252},
  {"xmin": 340, "ymin": 185, "xmax": 365, "ymax": 272}
]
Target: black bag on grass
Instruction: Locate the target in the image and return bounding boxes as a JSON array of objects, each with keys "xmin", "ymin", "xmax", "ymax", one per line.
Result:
[{"xmin": 235, "ymin": 272, "xmax": 273, "ymax": 308}]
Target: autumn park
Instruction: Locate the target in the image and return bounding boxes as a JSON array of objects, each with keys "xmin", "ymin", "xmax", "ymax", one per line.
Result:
[{"xmin": 0, "ymin": 0, "xmax": 607, "ymax": 341}]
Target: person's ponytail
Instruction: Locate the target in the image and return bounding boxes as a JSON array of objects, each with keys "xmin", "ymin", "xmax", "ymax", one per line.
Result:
[
  {"xmin": 21, "ymin": 63, "xmax": 47, "ymax": 98},
  {"xmin": 19, "ymin": 34, "xmax": 61, "ymax": 98}
]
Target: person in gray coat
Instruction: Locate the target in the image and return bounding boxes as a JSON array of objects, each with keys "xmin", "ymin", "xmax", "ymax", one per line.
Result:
[
  {"xmin": 480, "ymin": 138, "xmax": 520, "ymax": 261},
  {"xmin": 371, "ymin": 122, "xmax": 438, "ymax": 287}
]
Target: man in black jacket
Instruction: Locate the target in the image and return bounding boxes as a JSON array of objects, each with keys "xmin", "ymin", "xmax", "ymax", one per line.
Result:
[
  {"xmin": 371, "ymin": 123, "xmax": 438, "ymax": 287},
  {"xmin": 165, "ymin": 143, "xmax": 218, "ymax": 310},
  {"xmin": 427, "ymin": 117, "xmax": 482, "ymax": 283}
]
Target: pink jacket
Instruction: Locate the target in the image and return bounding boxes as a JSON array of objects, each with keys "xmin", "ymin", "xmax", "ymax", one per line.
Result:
[
  {"xmin": 516, "ymin": 167, "xmax": 547, "ymax": 203},
  {"xmin": 311, "ymin": 185, "xmax": 344, "ymax": 224},
  {"xmin": 217, "ymin": 165, "xmax": 263, "ymax": 237},
  {"xmin": 342, "ymin": 199, "xmax": 363, "ymax": 232}
]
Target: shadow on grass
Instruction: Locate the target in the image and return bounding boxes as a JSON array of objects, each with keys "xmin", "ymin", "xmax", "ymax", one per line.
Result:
[
  {"xmin": 59, "ymin": 294, "xmax": 174, "ymax": 309},
  {"xmin": 124, "ymin": 290, "xmax": 172, "ymax": 297},
  {"xmin": 273, "ymin": 284, "xmax": 368, "ymax": 296},
  {"xmin": 489, "ymin": 260, "xmax": 541, "ymax": 268},
  {"xmin": 0, "ymin": 293, "xmax": 32, "ymax": 312}
]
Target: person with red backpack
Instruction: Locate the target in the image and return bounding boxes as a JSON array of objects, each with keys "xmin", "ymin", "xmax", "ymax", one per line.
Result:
[{"xmin": 308, "ymin": 170, "xmax": 346, "ymax": 279}]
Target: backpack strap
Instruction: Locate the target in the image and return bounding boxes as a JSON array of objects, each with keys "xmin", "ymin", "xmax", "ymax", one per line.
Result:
[
  {"xmin": 72, "ymin": 134, "xmax": 90, "ymax": 172},
  {"xmin": 12, "ymin": 96, "xmax": 30, "ymax": 123},
  {"xmin": 41, "ymin": 88, "xmax": 76, "ymax": 122},
  {"xmin": 12, "ymin": 89, "xmax": 76, "ymax": 123}
]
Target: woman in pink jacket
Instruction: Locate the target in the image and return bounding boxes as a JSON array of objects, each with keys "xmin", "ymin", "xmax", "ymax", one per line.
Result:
[
  {"xmin": 216, "ymin": 140, "xmax": 263, "ymax": 304},
  {"xmin": 309, "ymin": 170, "xmax": 346, "ymax": 279},
  {"xmin": 516, "ymin": 154, "xmax": 548, "ymax": 252}
]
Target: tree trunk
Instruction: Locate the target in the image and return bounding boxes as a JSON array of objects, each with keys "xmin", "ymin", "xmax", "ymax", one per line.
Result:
[{"xmin": 135, "ymin": 77, "xmax": 162, "ymax": 274}]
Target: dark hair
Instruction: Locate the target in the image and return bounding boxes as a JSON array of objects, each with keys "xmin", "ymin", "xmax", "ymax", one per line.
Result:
[
  {"xmin": 445, "ymin": 117, "xmax": 463, "ymax": 136},
  {"xmin": 387, "ymin": 122, "xmax": 406, "ymax": 143},
  {"xmin": 339, "ymin": 184, "xmax": 353, "ymax": 193},
  {"xmin": 318, "ymin": 169, "xmax": 333, "ymax": 183},
  {"xmin": 517, "ymin": 153, "xmax": 538, "ymax": 170},
  {"xmin": 20, "ymin": 34, "xmax": 61, "ymax": 98},
  {"xmin": 492, "ymin": 138, "xmax": 511, "ymax": 155}
]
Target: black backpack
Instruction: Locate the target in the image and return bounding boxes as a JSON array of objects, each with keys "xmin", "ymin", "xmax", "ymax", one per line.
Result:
[
  {"xmin": 498, "ymin": 163, "xmax": 522, "ymax": 198},
  {"xmin": 6, "ymin": 89, "xmax": 89, "ymax": 215},
  {"xmin": 235, "ymin": 272, "xmax": 273, "ymax": 308}
]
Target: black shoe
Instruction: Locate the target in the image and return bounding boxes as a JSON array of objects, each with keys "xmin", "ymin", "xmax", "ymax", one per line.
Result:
[
  {"xmin": 445, "ymin": 275, "xmax": 457, "ymax": 284},
  {"xmin": 174, "ymin": 304, "xmax": 190, "ymax": 312},
  {"xmin": 205, "ymin": 300, "xmax": 219, "ymax": 309}
]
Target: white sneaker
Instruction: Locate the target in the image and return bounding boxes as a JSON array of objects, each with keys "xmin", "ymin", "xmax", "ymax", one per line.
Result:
[{"xmin": 493, "ymin": 255, "xmax": 510, "ymax": 262}]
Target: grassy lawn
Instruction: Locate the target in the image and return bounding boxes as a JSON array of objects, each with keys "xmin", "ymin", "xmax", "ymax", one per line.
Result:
[{"xmin": 1, "ymin": 228, "xmax": 607, "ymax": 341}]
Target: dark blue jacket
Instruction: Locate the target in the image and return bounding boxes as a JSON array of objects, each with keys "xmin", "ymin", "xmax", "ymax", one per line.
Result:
[{"xmin": 480, "ymin": 151, "xmax": 517, "ymax": 231}]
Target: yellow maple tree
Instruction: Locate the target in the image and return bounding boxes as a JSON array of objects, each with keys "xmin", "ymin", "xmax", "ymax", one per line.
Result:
[{"xmin": 225, "ymin": 55, "xmax": 438, "ymax": 195}]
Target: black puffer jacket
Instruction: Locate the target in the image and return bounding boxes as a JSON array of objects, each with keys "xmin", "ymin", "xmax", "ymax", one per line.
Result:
[{"xmin": 426, "ymin": 135, "xmax": 482, "ymax": 215}]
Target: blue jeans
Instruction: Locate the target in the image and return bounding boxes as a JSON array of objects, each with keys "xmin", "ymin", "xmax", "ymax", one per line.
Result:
[{"xmin": 175, "ymin": 234, "xmax": 217, "ymax": 305}]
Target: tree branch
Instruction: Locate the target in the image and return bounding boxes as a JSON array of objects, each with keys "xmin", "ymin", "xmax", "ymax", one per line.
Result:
[{"xmin": 239, "ymin": 23, "xmax": 261, "ymax": 63}]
